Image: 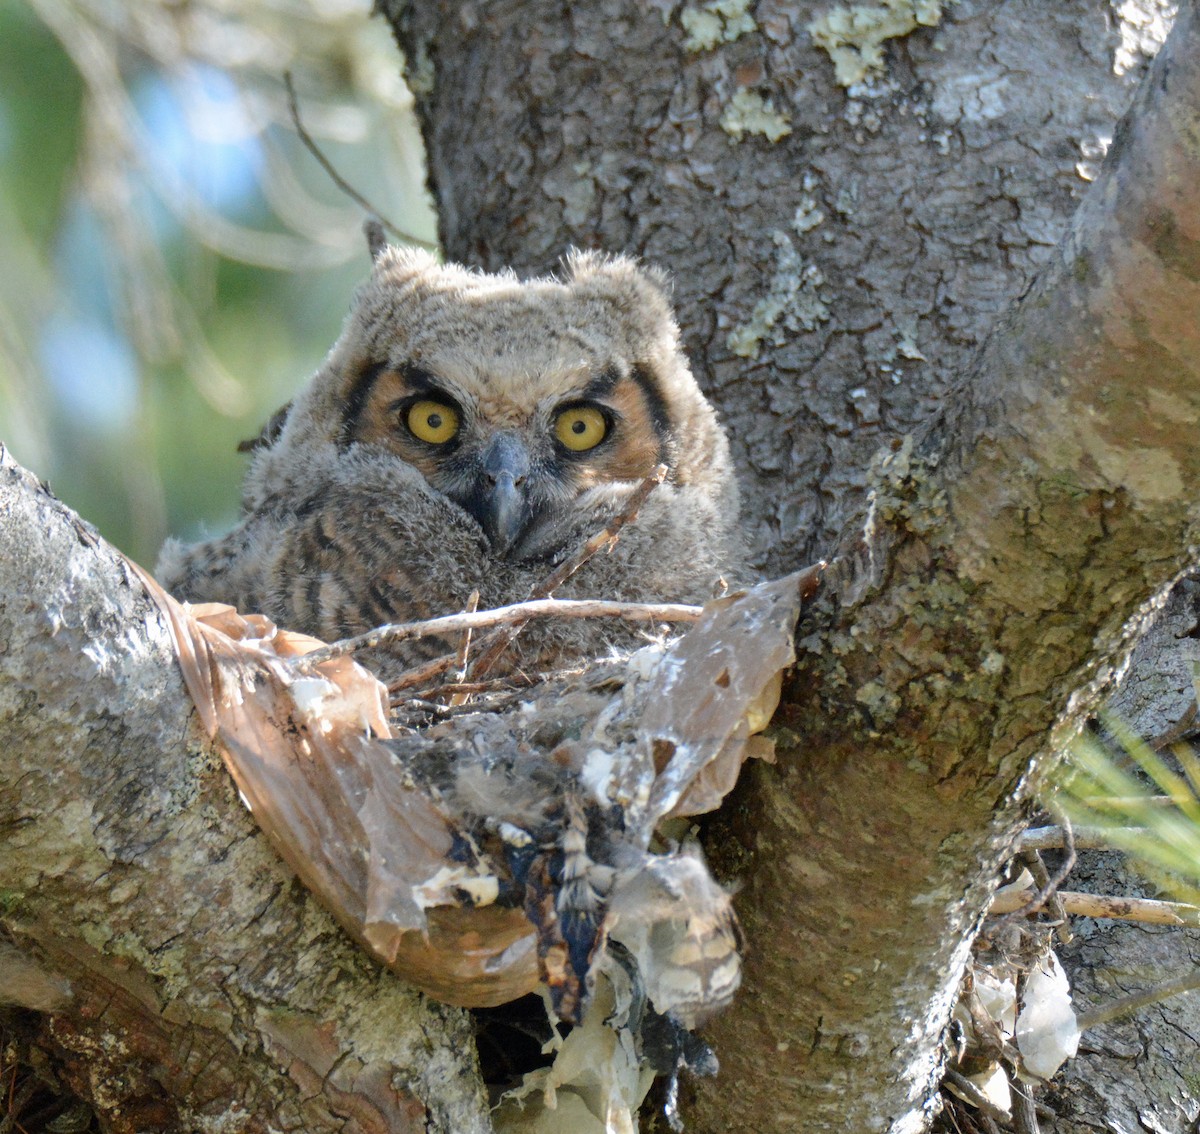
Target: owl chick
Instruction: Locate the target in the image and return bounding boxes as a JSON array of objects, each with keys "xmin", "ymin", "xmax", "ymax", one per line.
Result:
[{"xmin": 157, "ymin": 247, "xmax": 743, "ymax": 676}]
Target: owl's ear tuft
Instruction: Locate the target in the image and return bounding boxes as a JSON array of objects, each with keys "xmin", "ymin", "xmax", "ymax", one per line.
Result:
[
  {"xmin": 562, "ymin": 249, "xmax": 675, "ymax": 325},
  {"xmin": 363, "ymin": 218, "xmax": 388, "ymax": 261},
  {"xmin": 370, "ymin": 245, "xmax": 444, "ymax": 290}
]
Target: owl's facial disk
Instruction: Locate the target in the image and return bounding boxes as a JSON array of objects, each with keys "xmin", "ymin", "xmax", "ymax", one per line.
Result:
[{"xmin": 343, "ymin": 361, "xmax": 668, "ymax": 561}]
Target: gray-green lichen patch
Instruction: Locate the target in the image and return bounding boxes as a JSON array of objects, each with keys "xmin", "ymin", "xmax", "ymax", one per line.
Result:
[
  {"xmin": 792, "ymin": 176, "xmax": 826, "ymax": 234},
  {"xmin": 681, "ymin": 0, "xmax": 757, "ymax": 51},
  {"xmin": 719, "ymin": 89, "xmax": 792, "ymax": 143},
  {"xmin": 809, "ymin": 0, "xmax": 947, "ymax": 87},
  {"xmin": 728, "ymin": 232, "xmax": 830, "ymax": 359},
  {"xmin": 855, "ymin": 679, "xmax": 901, "ymax": 724}
]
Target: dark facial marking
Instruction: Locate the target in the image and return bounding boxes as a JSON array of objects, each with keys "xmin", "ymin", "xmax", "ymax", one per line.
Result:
[
  {"xmin": 629, "ymin": 363, "xmax": 672, "ymax": 439},
  {"xmin": 584, "ymin": 363, "xmax": 622, "ymax": 399},
  {"xmin": 344, "ymin": 362, "xmax": 454, "ymax": 447},
  {"xmin": 340, "ymin": 361, "xmax": 388, "ymax": 443}
]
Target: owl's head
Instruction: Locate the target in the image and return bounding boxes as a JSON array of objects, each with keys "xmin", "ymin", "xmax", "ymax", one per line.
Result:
[{"xmin": 251, "ymin": 248, "xmax": 733, "ymax": 563}]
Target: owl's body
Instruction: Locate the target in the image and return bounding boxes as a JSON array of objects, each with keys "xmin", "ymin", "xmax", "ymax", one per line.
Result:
[
  {"xmin": 158, "ymin": 248, "xmax": 750, "ymax": 1060},
  {"xmin": 159, "ymin": 248, "xmax": 743, "ymax": 675}
]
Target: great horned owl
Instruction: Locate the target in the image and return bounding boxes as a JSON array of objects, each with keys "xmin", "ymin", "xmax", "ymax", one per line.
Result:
[{"xmin": 157, "ymin": 247, "xmax": 743, "ymax": 675}]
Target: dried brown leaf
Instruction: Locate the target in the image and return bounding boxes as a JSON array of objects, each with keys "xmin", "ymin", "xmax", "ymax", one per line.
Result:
[
  {"xmin": 132, "ymin": 563, "xmax": 537, "ymax": 1006},
  {"xmin": 628, "ymin": 568, "xmax": 816, "ymax": 832}
]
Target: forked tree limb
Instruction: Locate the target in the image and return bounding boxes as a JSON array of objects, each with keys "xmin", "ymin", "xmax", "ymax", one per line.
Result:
[{"xmin": 690, "ymin": 9, "xmax": 1200, "ymax": 1130}]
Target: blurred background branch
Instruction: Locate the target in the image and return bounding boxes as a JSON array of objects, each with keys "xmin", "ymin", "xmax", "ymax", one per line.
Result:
[{"xmin": 0, "ymin": 0, "xmax": 436, "ymax": 562}]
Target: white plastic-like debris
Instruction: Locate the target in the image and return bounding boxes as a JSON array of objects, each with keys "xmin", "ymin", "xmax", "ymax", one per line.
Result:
[
  {"xmin": 973, "ymin": 970, "xmax": 1017, "ymax": 1037},
  {"xmin": 493, "ymin": 979, "xmax": 654, "ymax": 1134},
  {"xmin": 413, "ymin": 864, "xmax": 500, "ymax": 911},
  {"xmin": 1015, "ymin": 952, "xmax": 1080, "ymax": 1080},
  {"xmin": 967, "ymin": 1065, "xmax": 1012, "ymax": 1117}
]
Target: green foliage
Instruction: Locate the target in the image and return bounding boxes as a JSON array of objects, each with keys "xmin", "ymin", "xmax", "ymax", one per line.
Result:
[
  {"xmin": 0, "ymin": 0, "xmax": 437, "ymax": 564},
  {"xmin": 1059, "ymin": 716, "xmax": 1200, "ymax": 906}
]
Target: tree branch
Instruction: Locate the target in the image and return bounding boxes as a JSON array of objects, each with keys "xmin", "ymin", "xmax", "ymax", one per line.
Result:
[
  {"xmin": 693, "ymin": 7, "xmax": 1200, "ymax": 1128},
  {"xmin": 0, "ymin": 448, "xmax": 489, "ymax": 1134}
]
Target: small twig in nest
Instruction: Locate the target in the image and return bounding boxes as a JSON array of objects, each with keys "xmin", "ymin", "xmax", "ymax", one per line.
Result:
[
  {"xmin": 426, "ymin": 675, "xmax": 541, "ymax": 696},
  {"xmin": 989, "ymin": 887, "xmax": 1200, "ymax": 927},
  {"xmin": 283, "ymin": 71, "xmax": 437, "ymax": 252},
  {"xmin": 387, "ymin": 653, "xmax": 459, "ymax": 694},
  {"xmin": 537, "ymin": 465, "xmax": 667, "ymax": 599},
  {"xmin": 468, "ymin": 465, "xmax": 668, "ymax": 677},
  {"xmin": 1008, "ymin": 1074, "xmax": 1041, "ymax": 1134},
  {"xmin": 942, "ymin": 1069, "xmax": 1013, "ymax": 1127},
  {"xmin": 1019, "ymin": 848, "xmax": 1070, "ymax": 942},
  {"xmin": 381, "ymin": 465, "xmax": 669, "ymax": 691},
  {"xmin": 988, "ymin": 816, "xmax": 1075, "ymax": 935},
  {"xmin": 397, "ymin": 686, "xmax": 545, "ymax": 720},
  {"xmin": 300, "ymin": 597, "xmax": 702, "ymax": 668},
  {"xmin": 448, "ymin": 590, "xmax": 480, "ymax": 707},
  {"xmin": 393, "ymin": 697, "xmax": 457, "ymax": 717}
]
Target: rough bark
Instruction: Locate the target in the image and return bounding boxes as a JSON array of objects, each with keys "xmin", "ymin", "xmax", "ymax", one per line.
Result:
[
  {"xmin": 1046, "ymin": 850, "xmax": 1200, "ymax": 1133},
  {"xmin": 1052, "ymin": 585, "xmax": 1200, "ymax": 1133},
  {"xmin": 392, "ymin": 0, "xmax": 1159, "ymax": 574},
  {"xmin": 389, "ymin": 1, "xmax": 1200, "ymax": 1131},
  {"xmin": 0, "ymin": 451, "xmax": 490, "ymax": 1133}
]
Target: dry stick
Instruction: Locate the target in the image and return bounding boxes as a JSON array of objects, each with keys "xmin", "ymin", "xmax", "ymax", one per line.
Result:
[
  {"xmin": 383, "ymin": 466, "xmax": 669, "ymax": 695},
  {"xmin": 393, "ymin": 697, "xmax": 455, "ymax": 717},
  {"xmin": 468, "ymin": 464, "xmax": 669, "ymax": 678},
  {"xmin": 990, "ymin": 816, "xmax": 1076, "ymax": 934},
  {"xmin": 448, "ymin": 590, "xmax": 480, "ymax": 707},
  {"xmin": 1019, "ymin": 848, "xmax": 1071, "ymax": 943},
  {"xmin": 387, "ymin": 653, "xmax": 459, "ymax": 694},
  {"xmin": 942, "ymin": 1069, "xmax": 1013, "ymax": 1127},
  {"xmin": 1008, "ymin": 1075, "xmax": 1041, "ymax": 1134},
  {"xmin": 282, "ymin": 71, "xmax": 437, "ymax": 252},
  {"xmin": 1018, "ymin": 825, "xmax": 1148, "ymax": 852},
  {"xmin": 301, "ymin": 598, "xmax": 703, "ymax": 668},
  {"xmin": 1075, "ymin": 968, "xmax": 1200, "ymax": 1031},
  {"xmin": 432, "ymin": 675, "xmax": 540, "ymax": 695},
  {"xmin": 402, "ymin": 685, "xmax": 549, "ymax": 720},
  {"xmin": 989, "ymin": 888, "xmax": 1200, "ymax": 927},
  {"xmin": 538, "ymin": 465, "xmax": 668, "ymax": 598}
]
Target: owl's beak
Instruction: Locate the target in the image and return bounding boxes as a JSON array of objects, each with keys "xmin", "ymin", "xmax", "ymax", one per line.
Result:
[{"xmin": 470, "ymin": 433, "xmax": 533, "ymax": 557}]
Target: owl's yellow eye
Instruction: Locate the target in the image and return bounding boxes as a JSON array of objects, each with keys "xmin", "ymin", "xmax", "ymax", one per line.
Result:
[
  {"xmin": 406, "ymin": 400, "xmax": 460, "ymax": 444},
  {"xmin": 555, "ymin": 405, "xmax": 608, "ymax": 452}
]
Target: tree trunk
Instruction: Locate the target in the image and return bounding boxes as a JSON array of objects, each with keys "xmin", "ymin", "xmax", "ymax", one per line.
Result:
[{"xmin": 388, "ymin": 1, "xmax": 1200, "ymax": 1130}]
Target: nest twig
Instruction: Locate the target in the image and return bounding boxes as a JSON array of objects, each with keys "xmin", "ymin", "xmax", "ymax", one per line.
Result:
[
  {"xmin": 988, "ymin": 816, "xmax": 1075, "ymax": 935},
  {"xmin": 466, "ymin": 464, "xmax": 669, "ymax": 678},
  {"xmin": 301, "ymin": 597, "xmax": 702, "ymax": 669},
  {"xmin": 312, "ymin": 463, "xmax": 676, "ymax": 696}
]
